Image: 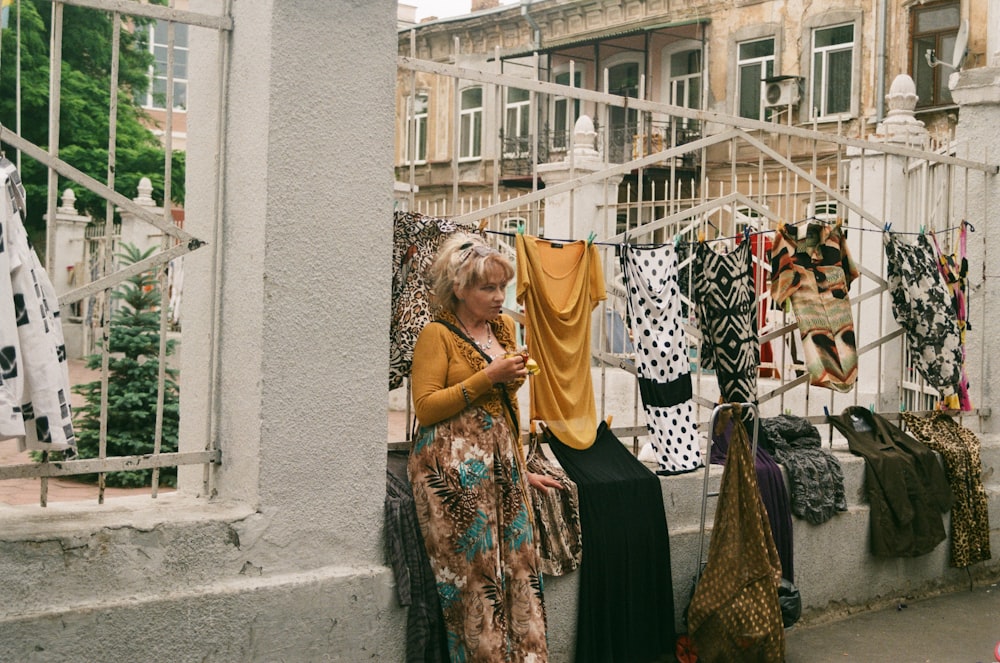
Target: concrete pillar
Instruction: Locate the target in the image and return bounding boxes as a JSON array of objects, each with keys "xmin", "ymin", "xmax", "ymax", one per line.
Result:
[
  {"xmin": 117, "ymin": 176, "xmax": 161, "ymax": 253},
  {"xmin": 537, "ymin": 115, "xmax": 623, "ymax": 240},
  {"xmin": 949, "ymin": 65, "xmax": 1000, "ymax": 431},
  {"xmin": 46, "ymin": 187, "xmax": 91, "ymax": 298},
  {"xmin": 847, "ymin": 75, "xmax": 929, "ymax": 410},
  {"xmin": 182, "ymin": 0, "xmax": 398, "ymax": 571},
  {"xmin": 46, "ymin": 188, "xmax": 92, "ymax": 359}
]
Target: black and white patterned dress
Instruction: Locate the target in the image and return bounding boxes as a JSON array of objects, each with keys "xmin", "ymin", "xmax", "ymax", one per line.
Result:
[
  {"xmin": 692, "ymin": 240, "xmax": 759, "ymax": 403},
  {"xmin": 623, "ymin": 245, "xmax": 701, "ymax": 475},
  {"xmin": 883, "ymin": 232, "xmax": 963, "ymax": 404}
]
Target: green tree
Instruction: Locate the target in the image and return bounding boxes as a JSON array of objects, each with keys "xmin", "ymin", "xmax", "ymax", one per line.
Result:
[
  {"xmin": 71, "ymin": 243, "xmax": 179, "ymax": 488},
  {"xmin": 0, "ymin": 0, "xmax": 184, "ymax": 253}
]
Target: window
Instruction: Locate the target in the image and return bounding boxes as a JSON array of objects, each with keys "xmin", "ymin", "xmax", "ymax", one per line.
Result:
[
  {"xmin": 459, "ymin": 87, "xmax": 483, "ymax": 160},
  {"xmin": 811, "ymin": 23, "xmax": 854, "ymax": 118},
  {"xmin": 736, "ymin": 38, "xmax": 774, "ymax": 120},
  {"xmin": 607, "ymin": 60, "xmax": 641, "ymax": 162},
  {"xmin": 405, "ymin": 92, "xmax": 429, "ymax": 163},
  {"xmin": 504, "ymin": 87, "xmax": 532, "ymax": 156},
  {"xmin": 911, "ymin": 1, "xmax": 961, "ymax": 107},
  {"xmin": 551, "ymin": 70, "xmax": 582, "ymax": 149},
  {"xmin": 669, "ymin": 49, "xmax": 702, "ymax": 128},
  {"xmin": 145, "ymin": 20, "xmax": 189, "ymax": 110}
]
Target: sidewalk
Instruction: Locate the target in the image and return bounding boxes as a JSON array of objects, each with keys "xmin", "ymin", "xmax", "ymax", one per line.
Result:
[{"xmin": 783, "ymin": 581, "xmax": 1000, "ymax": 662}]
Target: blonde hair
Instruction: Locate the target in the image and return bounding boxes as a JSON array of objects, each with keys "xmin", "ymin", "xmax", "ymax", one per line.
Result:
[{"xmin": 428, "ymin": 232, "xmax": 514, "ymax": 314}]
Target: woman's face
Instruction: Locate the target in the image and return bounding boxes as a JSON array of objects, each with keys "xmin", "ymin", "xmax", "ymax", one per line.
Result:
[{"xmin": 457, "ymin": 269, "xmax": 508, "ymax": 323}]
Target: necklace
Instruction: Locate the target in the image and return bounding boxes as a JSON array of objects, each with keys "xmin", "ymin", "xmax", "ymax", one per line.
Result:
[{"xmin": 457, "ymin": 316, "xmax": 494, "ymax": 351}]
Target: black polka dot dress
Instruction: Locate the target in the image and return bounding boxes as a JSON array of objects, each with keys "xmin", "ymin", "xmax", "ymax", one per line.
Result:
[{"xmin": 623, "ymin": 245, "xmax": 702, "ymax": 475}]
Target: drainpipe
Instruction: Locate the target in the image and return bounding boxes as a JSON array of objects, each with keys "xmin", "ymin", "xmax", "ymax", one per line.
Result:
[
  {"xmin": 876, "ymin": 0, "xmax": 887, "ymax": 123},
  {"xmin": 521, "ymin": 0, "xmax": 540, "ymax": 51}
]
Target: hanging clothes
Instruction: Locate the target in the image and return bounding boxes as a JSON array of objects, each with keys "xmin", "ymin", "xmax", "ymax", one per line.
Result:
[
  {"xmin": 827, "ymin": 406, "xmax": 951, "ymax": 558},
  {"xmin": 770, "ymin": 222, "xmax": 859, "ymax": 392},
  {"xmin": 546, "ymin": 421, "xmax": 676, "ymax": 663},
  {"xmin": 929, "ymin": 223, "xmax": 973, "ymax": 410},
  {"xmin": 389, "ymin": 211, "xmax": 480, "ymax": 390},
  {"xmin": 0, "ymin": 159, "xmax": 75, "ymax": 453},
  {"xmin": 758, "ymin": 414, "xmax": 848, "ymax": 526},
  {"xmin": 692, "ymin": 240, "xmax": 759, "ymax": 403},
  {"xmin": 883, "ymin": 232, "xmax": 964, "ymax": 408},
  {"xmin": 688, "ymin": 405, "xmax": 785, "ymax": 663},
  {"xmin": 516, "ymin": 234, "xmax": 606, "ymax": 450},
  {"xmin": 709, "ymin": 413, "xmax": 795, "ymax": 583},
  {"xmin": 385, "ymin": 450, "xmax": 450, "ymax": 663},
  {"xmin": 902, "ymin": 411, "xmax": 991, "ymax": 568},
  {"xmin": 622, "ymin": 244, "xmax": 701, "ymax": 475},
  {"xmin": 525, "ymin": 437, "xmax": 583, "ymax": 576}
]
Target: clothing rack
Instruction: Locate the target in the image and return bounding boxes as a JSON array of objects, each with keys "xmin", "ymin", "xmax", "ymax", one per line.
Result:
[{"xmin": 696, "ymin": 402, "xmax": 760, "ymax": 582}]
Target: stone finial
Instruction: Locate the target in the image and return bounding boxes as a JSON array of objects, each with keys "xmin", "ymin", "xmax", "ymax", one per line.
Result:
[
  {"xmin": 878, "ymin": 74, "xmax": 928, "ymax": 146},
  {"xmin": 570, "ymin": 114, "xmax": 600, "ymax": 158},
  {"xmin": 134, "ymin": 176, "xmax": 156, "ymax": 206},
  {"xmin": 57, "ymin": 188, "xmax": 78, "ymax": 214}
]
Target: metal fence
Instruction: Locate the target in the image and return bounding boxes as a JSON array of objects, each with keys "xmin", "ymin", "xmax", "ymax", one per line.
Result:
[
  {"xmin": 395, "ymin": 50, "xmax": 995, "ymax": 452},
  {"xmin": 0, "ymin": 0, "xmax": 231, "ymax": 506}
]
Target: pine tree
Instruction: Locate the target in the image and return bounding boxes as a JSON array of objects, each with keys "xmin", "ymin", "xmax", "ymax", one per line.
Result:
[{"xmin": 70, "ymin": 243, "xmax": 179, "ymax": 487}]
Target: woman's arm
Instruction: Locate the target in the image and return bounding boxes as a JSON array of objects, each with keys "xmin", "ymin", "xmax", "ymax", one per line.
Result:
[{"xmin": 410, "ymin": 325, "xmax": 493, "ymax": 426}]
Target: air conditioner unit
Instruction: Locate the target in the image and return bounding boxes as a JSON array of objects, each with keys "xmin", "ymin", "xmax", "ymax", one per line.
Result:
[{"xmin": 764, "ymin": 76, "xmax": 803, "ymax": 108}]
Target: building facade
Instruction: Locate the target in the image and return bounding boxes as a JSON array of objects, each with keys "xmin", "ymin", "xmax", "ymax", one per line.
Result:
[{"xmin": 396, "ymin": 0, "xmax": 986, "ymax": 228}]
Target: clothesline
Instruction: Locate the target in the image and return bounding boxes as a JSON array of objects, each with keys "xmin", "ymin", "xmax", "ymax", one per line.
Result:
[{"xmin": 485, "ymin": 218, "xmax": 974, "ymax": 250}]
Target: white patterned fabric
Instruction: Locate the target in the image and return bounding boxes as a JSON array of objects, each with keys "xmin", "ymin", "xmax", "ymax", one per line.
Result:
[
  {"xmin": 0, "ymin": 159, "xmax": 75, "ymax": 452},
  {"xmin": 623, "ymin": 245, "xmax": 701, "ymax": 475}
]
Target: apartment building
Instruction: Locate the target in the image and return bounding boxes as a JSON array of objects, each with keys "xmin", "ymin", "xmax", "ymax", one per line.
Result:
[{"xmin": 396, "ymin": 0, "xmax": 985, "ymax": 229}]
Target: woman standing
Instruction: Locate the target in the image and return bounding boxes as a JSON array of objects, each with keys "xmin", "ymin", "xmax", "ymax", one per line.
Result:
[{"xmin": 409, "ymin": 233, "xmax": 560, "ymax": 663}]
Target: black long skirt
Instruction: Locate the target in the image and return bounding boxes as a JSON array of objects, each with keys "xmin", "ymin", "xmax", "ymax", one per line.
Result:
[{"xmin": 546, "ymin": 421, "xmax": 676, "ymax": 663}]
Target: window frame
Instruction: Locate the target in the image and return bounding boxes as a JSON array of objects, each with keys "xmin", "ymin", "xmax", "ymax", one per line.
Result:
[
  {"xmin": 910, "ymin": 0, "xmax": 961, "ymax": 108},
  {"xmin": 810, "ymin": 21, "xmax": 856, "ymax": 120},
  {"xmin": 459, "ymin": 86, "xmax": 483, "ymax": 161},
  {"xmin": 503, "ymin": 86, "xmax": 532, "ymax": 157},
  {"xmin": 661, "ymin": 42, "xmax": 703, "ymax": 129},
  {"xmin": 735, "ymin": 37, "xmax": 775, "ymax": 121},
  {"xmin": 144, "ymin": 20, "xmax": 189, "ymax": 111},
  {"xmin": 550, "ymin": 67, "xmax": 583, "ymax": 151},
  {"xmin": 404, "ymin": 91, "xmax": 429, "ymax": 165}
]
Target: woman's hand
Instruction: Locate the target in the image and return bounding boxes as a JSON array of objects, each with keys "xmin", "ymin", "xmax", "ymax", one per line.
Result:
[
  {"xmin": 484, "ymin": 353, "xmax": 527, "ymax": 384},
  {"xmin": 526, "ymin": 471, "xmax": 563, "ymax": 494}
]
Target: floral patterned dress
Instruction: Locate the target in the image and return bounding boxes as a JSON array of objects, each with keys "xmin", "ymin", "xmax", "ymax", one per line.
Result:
[{"xmin": 408, "ymin": 313, "xmax": 548, "ymax": 663}]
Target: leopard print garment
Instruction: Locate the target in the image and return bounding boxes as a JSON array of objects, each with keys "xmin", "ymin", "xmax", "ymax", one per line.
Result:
[
  {"xmin": 390, "ymin": 212, "xmax": 482, "ymax": 390},
  {"xmin": 901, "ymin": 412, "xmax": 992, "ymax": 568}
]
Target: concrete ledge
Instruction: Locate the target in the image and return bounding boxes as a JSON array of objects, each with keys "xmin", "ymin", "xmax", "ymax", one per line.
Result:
[{"xmin": 0, "ymin": 565, "xmax": 404, "ymax": 662}]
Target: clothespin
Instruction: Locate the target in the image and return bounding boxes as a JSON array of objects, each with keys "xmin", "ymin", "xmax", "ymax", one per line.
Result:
[
  {"xmin": 605, "ymin": 415, "xmax": 613, "ymax": 427},
  {"xmin": 919, "ymin": 224, "xmax": 925, "ymax": 235},
  {"xmin": 586, "ymin": 231, "xmax": 596, "ymax": 246},
  {"xmin": 823, "ymin": 405, "xmax": 830, "ymax": 419},
  {"xmin": 697, "ymin": 229, "xmax": 705, "ymax": 243},
  {"xmin": 673, "ymin": 233, "xmax": 681, "ymax": 248},
  {"xmin": 517, "ymin": 223, "xmax": 525, "ymax": 235},
  {"xmin": 869, "ymin": 403, "xmax": 875, "ymax": 413},
  {"xmin": 478, "ymin": 218, "xmax": 489, "ymax": 232},
  {"xmin": 883, "ymin": 222, "xmax": 892, "ymax": 233},
  {"xmin": 743, "ymin": 226, "xmax": 752, "ymax": 243}
]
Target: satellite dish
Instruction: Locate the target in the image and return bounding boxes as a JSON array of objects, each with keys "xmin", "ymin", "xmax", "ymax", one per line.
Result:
[{"xmin": 926, "ymin": 19, "xmax": 969, "ymax": 71}]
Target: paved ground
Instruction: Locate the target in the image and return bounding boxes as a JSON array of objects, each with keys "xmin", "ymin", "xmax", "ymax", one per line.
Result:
[{"xmin": 783, "ymin": 581, "xmax": 1000, "ymax": 663}]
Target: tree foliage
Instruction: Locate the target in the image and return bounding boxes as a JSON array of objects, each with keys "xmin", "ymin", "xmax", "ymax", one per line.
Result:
[
  {"xmin": 71, "ymin": 243, "xmax": 179, "ymax": 488},
  {"xmin": 0, "ymin": 0, "xmax": 184, "ymax": 253}
]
